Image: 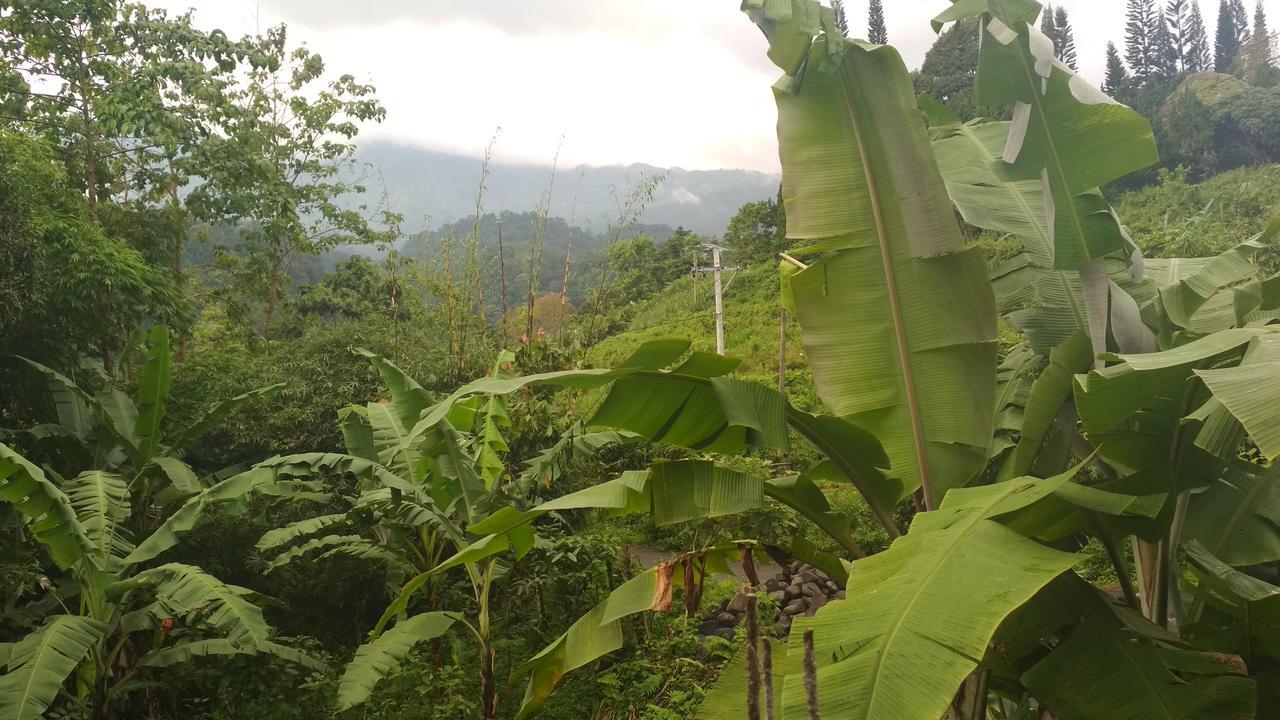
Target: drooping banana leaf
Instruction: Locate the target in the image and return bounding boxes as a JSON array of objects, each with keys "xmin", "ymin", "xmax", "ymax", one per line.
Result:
[
  {"xmin": 515, "ymin": 424, "xmax": 638, "ymax": 496},
  {"xmin": 126, "ymin": 453, "xmax": 402, "ymax": 564},
  {"xmin": 1159, "ymin": 239, "xmax": 1272, "ymax": 334},
  {"xmin": 1003, "ymin": 331, "xmax": 1093, "ymax": 478},
  {"xmin": 16, "ymin": 357, "xmax": 94, "ymax": 440},
  {"xmin": 1194, "ymin": 332, "xmax": 1280, "ymax": 460},
  {"xmin": 139, "ymin": 638, "xmax": 326, "ymax": 672},
  {"xmin": 109, "ymin": 563, "xmax": 269, "ymax": 648},
  {"xmin": 1184, "ymin": 462, "xmax": 1280, "ymax": 567},
  {"xmin": 1185, "ymin": 540, "xmax": 1280, "ymax": 663},
  {"xmin": 1020, "ymin": 573, "xmax": 1255, "ymax": 720},
  {"xmin": 511, "ymin": 544, "xmax": 747, "ymax": 719},
  {"xmin": 0, "ymin": 615, "xmax": 107, "ymax": 720},
  {"xmin": 133, "ymin": 325, "xmax": 171, "ymax": 464},
  {"xmin": 785, "ymin": 473, "xmax": 1081, "ymax": 720},
  {"xmin": 337, "ymin": 612, "xmax": 461, "ymax": 710},
  {"xmin": 648, "ymin": 460, "xmax": 764, "ymax": 526},
  {"xmin": 353, "ymin": 348, "xmax": 433, "ymax": 431},
  {"xmin": 750, "ymin": 0, "xmax": 998, "ymax": 506},
  {"xmin": 0, "ymin": 443, "xmax": 95, "ymax": 570}
]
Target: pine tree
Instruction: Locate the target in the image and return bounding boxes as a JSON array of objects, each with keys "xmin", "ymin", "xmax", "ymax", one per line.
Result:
[
  {"xmin": 1105, "ymin": 40, "xmax": 1131, "ymax": 95},
  {"xmin": 868, "ymin": 0, "xmax": 887, "ymax": 44},
  {"xmin": 831, "ymin": 0, "xmax": 850, "ymax": 37},
  {"xmin": 1167, "ymin": 0, "xmax": 1191, "ymax": 70},
  {"xmin": 1055, "ymin": 6, "xmax": 1078, "ymax": 69},
  {"xmin": 1153, "ymin": 9, "xmax": 1181, "ymax": 77},
  {"xmin": 1041, "ymin": 4, "xmax": 1060, "ymax": 56},
  {"xmin": 1186, "ymin": 0, "xmax": 1213, "ymax": 70},
  {"xmin": 1256, "ymin": 0, "xmax": 1269, "ymax": 36},
  {"xmin": 1126, "ymin": 0, "xmax": 1159, "ymax": 81},
  {"xmin": 1217, "ymin": 0, "xmax": 1244, "ymax": 70}
]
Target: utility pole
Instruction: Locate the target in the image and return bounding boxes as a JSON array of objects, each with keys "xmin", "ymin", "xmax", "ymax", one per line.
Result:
[{"xmin": 693, "ymin": 243, "xmax": 739, "ymax": 356}]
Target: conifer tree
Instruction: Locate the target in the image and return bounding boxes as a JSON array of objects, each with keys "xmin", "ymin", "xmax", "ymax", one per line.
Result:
[
  {"xmin": 1105, "ymin": 40, "xmax": 1131, "ymax": 95},
  {"xmin": 868, "ymin": 0, "xmax": 887, "ymax": 44},
  {"xmin": 1216, "ymin": 0, "xmax": 1248, "ymax": 70},
  {"xmin": 1041, "ymin": 4, "xmax": 1060, "ymax": 56},
  {"xmin": 1167, "ymin": 0, "xmax": 1191, "ymax": 69},
  {"xmin": 831, "ymin": 0, "xmax": 849, "ymax": 37},
  {"xmin": 1055, "ymin": 6, "xmax": 1078, "ymax": 69},
  {"xmin": 1256, "ymin": 0, "xmax": 1269, "ymax": 37},
  {"xmin": 1153, "ymin": 9, "xmax": 1182, "ymax": 76},
  {"xmin": 1126, "ymin": 0, "xmax": 1159, "ymax": 81},
  {"xmin": 1187, "ymin": 0, "xmax": 1213, "ymax": 70}
]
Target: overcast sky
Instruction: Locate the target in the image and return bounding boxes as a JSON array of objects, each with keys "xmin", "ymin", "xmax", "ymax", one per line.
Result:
[{"xmin": 150, "ymin": 0, "xmax": 1279, "ymax": 173}]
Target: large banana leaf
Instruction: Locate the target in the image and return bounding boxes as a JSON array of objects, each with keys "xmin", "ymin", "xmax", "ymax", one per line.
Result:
[
  {"xmin": 133, "ymin": 325, "xmax": 171, "ymax": 463},
  {"xmin": 16, "ymin": 358, "xmax": 93, "ymax": 439},
  {"xmin": 1194, "ymin": 332, "xmax": 1280, "ymax": 460},
  {"xmin": 1003, "ymin": 331, "xmax": 1093, "ymax": 478},
  {"xmin": 694, "ymin": 636, "xmax": 804, "ymax": 720},
  {"xmin": 1185, "ymin": 540, "xmax": 1280, "ymax": 663},
  {"xmin": 1020, "ymin": 574, "xmax": 1255, "ymax": 720},
  {"xmin": 750, "ymin": 0, "xmax": 998, "ymax": 506},
  {"xmin": 785, "ymin": 473, "xmax": 1082, "ymax": 720},
  {"xmin": 337, "ymin": 612, "xmax": 461, "ymax": 710},
  {"xmin": 1184, "ymin": 462, "xmax": 1280, "ymax": 567},
  {"xmin": 126, "ymin": 453, "xmax": 398, "ymax": 564},
  {"xmin": 139, "ymin": 638, "xmax": 326, "ymax": 672},
  {"xmin": 0, "ymin": 443, "xmax": 94, "ymax": 570},
  {"xmin": 109, "ymin": 563, "xmax": 269, "ymax": 648},
  {"xmin": 0, "ymin": 615, "xmax": 107, "ymax": 720},
  {"xmin": 65, "ymin": 471, "xmax": 132, "ymax": 563}
]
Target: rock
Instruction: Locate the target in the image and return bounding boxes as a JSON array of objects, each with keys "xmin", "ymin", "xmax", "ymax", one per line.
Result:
[
  {"xmin": 784, "ymin": 584, "xmax": 802, "ymax": 600},
  {"xmin": 825, "ymin": 580, "xmax": 840, "ymax": 592},
  {"xmin": 812, "ymin": 568, "xmax": 830, "ymax": 582},
  {"xmin": 801, "ymin": 582, "xmax": 821, "ymax": 597},
  {"xmin": 727, "ymin": 592, "xmax": 751, "ymax": 613},
  {"xmin": 835, "ymin": 590, "xmax": 846, "ymax": 600},
  {"xmin": 765, "ymin": 578, "xmax": 786, "ymax": 592},
  {"xmin": 783, "ymin": 599, "xmax": 808, "ymax": 616},
  {"xmin": 807, "ymin": 595, "xmax": 829, "ymax": 616},
  {"xmin": 716, "ymin": 611, "xmax": 738, "ymax": 625},
  {"xmin": 714, "ymin": 628, "xmax": 736, "ymax": 640},
  {"xmin": 697, "ymin": 620, "xmax": 719, "ymax": 636},
  {"xmin": 769, "ymin": 590, "xmax": 786, "ymax": 603},
  {"xmin": 799, "ymin": 570, "xmax": 818, "ymax": 584}
]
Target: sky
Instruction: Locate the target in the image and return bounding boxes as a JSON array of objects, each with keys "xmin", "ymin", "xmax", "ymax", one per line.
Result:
[{"xmin": 149, "ymin": 0, "xmax": 1279, "ymax": 173}]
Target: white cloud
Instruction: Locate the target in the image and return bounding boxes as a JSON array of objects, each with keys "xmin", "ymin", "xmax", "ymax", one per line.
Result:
[{"xmin": 150, "ymin": 0, "xmax": 1280, "ymax": 172}]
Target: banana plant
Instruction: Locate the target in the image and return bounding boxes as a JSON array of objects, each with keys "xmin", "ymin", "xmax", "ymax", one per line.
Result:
[
  {"xmin": 0, "ymin": 443, "xmax": 323, "ymax": 720},
  {"xmin": 15, "ymin": 325, "xmax": 284, "ymax": 513}
]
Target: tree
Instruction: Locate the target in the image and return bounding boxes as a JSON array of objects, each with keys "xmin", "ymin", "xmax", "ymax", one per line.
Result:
[
  {"xmin": 723, "ymin": 196, "xmax": 786, "ymax": 264},
  {"xmin": 1105, "ymin": 40, "xmax": 1132, "ymax": 95},
  {"xmin": 1040, "ymin": 4, "xmax": 1060, "ymax": 56},
  {"xmin": 1126, "ymin": 0, "xmax": 1160, "ymax": 81},
  {"xmin": 867, "ymin": 0, "xmax": 887, "ymax": 44},
  {"xmin": 1153, "ymin": 8, "xmax": 1182, "ymax": 77},
  {"xmin": 1167, "ymin": 0, "xmax": 1191, "ymax": 69},
  {"xmin": 1054, "ymin": 6, "xmax": 1078, "ymax": 69},
  {"xmin": 916, "ymin": 18, "xmax": 984, "ymax": 120},
  {"xmin": 1217, "ymin": 0, "xmax": 1252, "ymax": 70},
  {"xmin": 186, "ymin": 25, "xmax": 394, "ymax": 332},
  {"xmin": 1240, "ymin": 0, "xmax": 1276, "ymax": 83},
  {"xmin": 1187, "ymin": 0, "xmax": 1214, "ymax": 70},
  {"xmin": 830, "ymin": 0, "xmax": 849, "ymax": 36},
  {"xmin": 1259, "ymin": 0, "xmax": 1271, "ymax": 36}
]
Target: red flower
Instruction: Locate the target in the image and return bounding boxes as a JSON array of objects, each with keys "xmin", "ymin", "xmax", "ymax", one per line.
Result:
[{"xmin": 160, "ymin": 618, "xmax": 175, "ymax": 632}]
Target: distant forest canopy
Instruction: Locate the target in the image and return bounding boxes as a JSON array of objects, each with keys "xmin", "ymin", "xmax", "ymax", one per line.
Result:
[{"xmin": 357, "ymin": 142, "xmax": 780, "ymax": 236}]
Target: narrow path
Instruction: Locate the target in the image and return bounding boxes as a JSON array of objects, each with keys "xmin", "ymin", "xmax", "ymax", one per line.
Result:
[{"xmin": 626, "ymin": 545, "xmax": 783, "ymax": 582}]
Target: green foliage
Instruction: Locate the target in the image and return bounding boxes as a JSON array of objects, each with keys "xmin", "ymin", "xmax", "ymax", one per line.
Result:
[{"xmin": 721, "ymin": 196, "xmax": 785, "ymax": 265}]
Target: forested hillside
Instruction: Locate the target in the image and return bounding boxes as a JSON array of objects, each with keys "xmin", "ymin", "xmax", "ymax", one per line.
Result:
[{"xmin": 4, "ymin": 1, "xmax": 1280, "ymax": 720}]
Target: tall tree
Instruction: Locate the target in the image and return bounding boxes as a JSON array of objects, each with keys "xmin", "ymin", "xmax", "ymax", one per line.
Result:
[
  {"xmin": 914, "ymin": 18, "xmax": 983, "ymax": 120},
  {"xmin": 186, "ymin": 25, "xmax": 394, "ymax": 331},
  {"xmin": 1240, "ymin": 0, "xmax": 1276, "ymax": 80},
  {"xmin": 1055, "ymin": 6, "xmax": 1078, "ymax": 69},
  {"xmin": 1153, "ymin": 9, "xmax": 1182, "ymax": 77},
  {"xmin": 868, "ymin": 0, "xmax": 887, "ymax": 44},
  {"xmin": 831, "ymin": 0, "xmax": 849, "ymax": 36},
  {"xmin": 1187, "ymin": 0, "xmax": 1214, "ymax": 70},
  {"xmin": 1041, "ymin": 4, "xmax": 1060, "ymax": 57},
  {"xmin": 1257, "ymin": 0, "xmax": 1270, "ymax": 35},
  {"xmin": 1126, "ymin": 0, "xmax": 1160, "ymax": 81},
  {"xmin": 1217, "ymin": 0, "xmax": 1254, "ymax": 70},
  {"xmin": 1167, "ymin": 0, "xmax": 1192, "ymax": 69},
  {"xmin": 1104, "ymin": 40, "xmax": 1131, "ymax": 95}
]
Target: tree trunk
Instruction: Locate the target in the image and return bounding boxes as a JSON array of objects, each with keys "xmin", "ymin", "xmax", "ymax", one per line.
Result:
[{"xmin": 480, "ymin": 641, "xmax": 498, "ymax": 720}]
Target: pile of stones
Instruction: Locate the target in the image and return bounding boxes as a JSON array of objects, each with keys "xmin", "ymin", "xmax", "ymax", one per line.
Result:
[{"xmin": 696, "ymin": 562, "xmax": 845, "ymax": 639}]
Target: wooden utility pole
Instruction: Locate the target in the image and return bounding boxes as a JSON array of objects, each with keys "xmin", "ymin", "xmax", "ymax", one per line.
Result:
[
  {"xmin": 778, "ymin": 309, "xmax": 788, "ymax": 394},
  {"xmin": 693, "ymin": 243, "xmax": 738, "ymax": 356}
]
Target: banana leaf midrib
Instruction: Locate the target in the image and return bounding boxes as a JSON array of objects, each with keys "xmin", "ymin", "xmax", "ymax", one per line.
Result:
[{"xmin": 836, "ymin": 58, "xmax": 935, "ymax": 508}]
